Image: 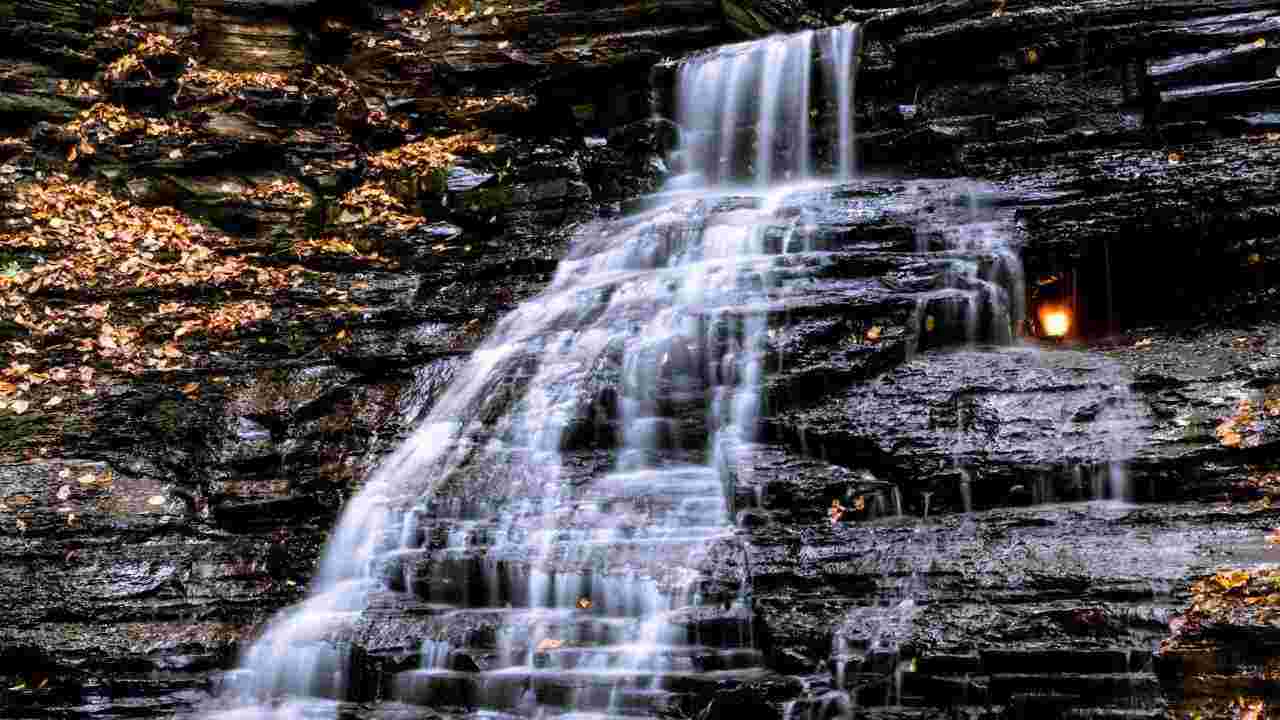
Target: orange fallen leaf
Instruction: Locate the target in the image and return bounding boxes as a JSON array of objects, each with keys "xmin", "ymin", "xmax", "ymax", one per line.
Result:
[{"xmin": 1214, "ymin": 569, "xmax": 1250, "ymax": 591}]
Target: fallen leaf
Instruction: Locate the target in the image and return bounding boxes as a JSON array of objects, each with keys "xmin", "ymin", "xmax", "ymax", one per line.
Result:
[
  {"xmin": 146, "ymin": 495, "xmax": 166, "ymax": 506},
  {"xmin": 11, "ymin": 399, "xmax": 29, "ymax": 414},
  {"xmin": 535, "ymin": 638, "xmax": 563, "ymax": 652},
  {"xmin": 865, "ymin": 326, "xmax": 883, "ymax": 343},
  {"xmin": 1215, "ymin": 569, "xmax": 1250, "ymax": 591},
  {"xmin": 44, "ymin": 396, "xmax": 62, "ymax": 408}
]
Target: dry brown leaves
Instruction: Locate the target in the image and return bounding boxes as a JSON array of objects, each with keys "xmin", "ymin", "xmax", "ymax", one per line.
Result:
[
  {"xmin": 1217, "ymin": 389, "xmax": 1279, "ymax": 448},
  {"xmin": 0, "ymin": 177, "xmax": 294, "ymax": 294},
  {"xmin": 400, "ymin": 1, "xmax": 503, "ymax": 26},
  {"xmin": 292, "ymin": 237, "xmax": 359, "ymax": 257},
  {"xmin": 64, "ymin": 104, "xmax": 194, "ymax": 160},
  {"xmin": 1184, "ymin": 567, "xmax": 1280, "ymax": 627},
  {"xmin": 248, "ymin": 178, "xmax": 314, "ymax": 209},
  {"xmin": 105, "ymin": 34, "xmax": 180, "ymax": 82},
  {"xmin": 0, "ymin": 175, "xmax": 310, "ymax": 395},
  {"xmin": 454, "ymin": 94, "xmax": 533, "ymax": 114},
  {"xmin": 369, "ymin": 133, "xmax": 496, "ymax": 174},
  {"xmin": 336, "ymin": 181, "xmax": 423, "ymax": 230},
  {"xmin": 54, "ymin": 80, "xmax": 102, "ymax": 101},
  {"xmin": 179, "ymin": 67, "xmax": 293, "ymax": 97}
]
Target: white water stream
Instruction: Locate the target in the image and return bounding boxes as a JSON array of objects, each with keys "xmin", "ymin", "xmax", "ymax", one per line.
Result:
[{"xmin": 211, "ymin": 21, "xmax": 1039, "ymax": 720}]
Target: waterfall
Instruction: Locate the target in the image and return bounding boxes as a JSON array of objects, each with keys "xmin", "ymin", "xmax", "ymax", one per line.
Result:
[
  {"xmin": 673, "ymin": 24, "xmax": 862, "ymax": 185},
  {"xmin": 211, "ymin": 25, "xmax": 866, "ymax": 720}
]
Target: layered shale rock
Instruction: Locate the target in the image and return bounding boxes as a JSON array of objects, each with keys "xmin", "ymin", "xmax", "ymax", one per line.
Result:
[{"xmin": 0, "ymin": 0, "xmax": 1278, "ymax": 718}]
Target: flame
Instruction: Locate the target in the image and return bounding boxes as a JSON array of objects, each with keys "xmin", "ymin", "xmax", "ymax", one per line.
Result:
[{"xmin": 1040, "ymin": 306, "xmax": 1071, "ymax": 338}]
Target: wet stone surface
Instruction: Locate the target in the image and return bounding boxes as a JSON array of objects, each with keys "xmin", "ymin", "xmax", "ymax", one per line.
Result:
[{"xmin": 1, "ymin": 0, "xmax": 1280, "ymax": 719}]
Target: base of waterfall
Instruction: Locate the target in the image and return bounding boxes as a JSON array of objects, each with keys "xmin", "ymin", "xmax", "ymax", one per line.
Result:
[{"xmin": 201, "ymin": 171, "xmax": 1034, "ymax": 720}]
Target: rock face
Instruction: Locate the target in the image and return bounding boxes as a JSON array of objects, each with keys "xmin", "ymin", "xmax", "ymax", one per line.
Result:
[{"xmin": 0, "ymin": 0, "xmax": 1277, "ymax": 719}]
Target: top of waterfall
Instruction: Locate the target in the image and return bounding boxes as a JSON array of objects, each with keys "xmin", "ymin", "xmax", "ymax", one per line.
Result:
[{"xmin": 670, "ymin": 24, "xmax": 862, "ymax": 188}]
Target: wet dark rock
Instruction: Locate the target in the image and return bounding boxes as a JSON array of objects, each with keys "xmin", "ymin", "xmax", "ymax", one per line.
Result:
[{"xmin": 3, "ymin": 0, "xmax": 1280, "ymax": 718}]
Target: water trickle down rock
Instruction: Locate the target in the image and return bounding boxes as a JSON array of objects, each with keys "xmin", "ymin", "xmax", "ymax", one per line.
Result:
[{"xmin": 209, "ymin": 22, "xmax": 1041, "ymax": 720}]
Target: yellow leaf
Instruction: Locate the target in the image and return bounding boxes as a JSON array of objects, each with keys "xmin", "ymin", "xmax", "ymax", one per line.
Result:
[
  {"xmin": 1215, "ymin": 569, "xmax": 1250, "ymax": 591},
  {"xmin": 866, "ymin": 326, "xmax": 883, "ymax": 342},
  {"xmin": 11, "ymin": 399, "xmax": 29, "ymax": 414}
]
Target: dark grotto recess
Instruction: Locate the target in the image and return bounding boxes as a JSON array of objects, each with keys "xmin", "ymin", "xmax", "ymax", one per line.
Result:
[{"xmin": 1, "ymin": 1, "xmax": 1279, "ymax": 719}]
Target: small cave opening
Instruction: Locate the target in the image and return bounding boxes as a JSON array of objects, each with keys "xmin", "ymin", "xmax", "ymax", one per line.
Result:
[{"xmin": 1023, "ymin": 228, "xmax": 1272, "ymax": 341}]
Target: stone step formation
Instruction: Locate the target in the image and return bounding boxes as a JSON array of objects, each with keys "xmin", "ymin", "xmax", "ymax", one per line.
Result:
[{"xmin": 207, "ymin": 22, "xmax": 1033, "ymax": 720}]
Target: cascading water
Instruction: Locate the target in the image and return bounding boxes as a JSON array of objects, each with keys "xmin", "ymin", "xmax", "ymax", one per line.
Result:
[
  {"xmin": 211, "ymin": 24, "xmax": 868, "ymax": 720},
  {"xmin": 674, "ymin": 25, "xmax": 861, "ymax": 186}
]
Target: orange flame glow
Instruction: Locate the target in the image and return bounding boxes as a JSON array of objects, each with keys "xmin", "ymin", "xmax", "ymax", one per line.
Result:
[{"xmin": 1039, "ymin": 306, "xmax": 1071, "ymax": 338}]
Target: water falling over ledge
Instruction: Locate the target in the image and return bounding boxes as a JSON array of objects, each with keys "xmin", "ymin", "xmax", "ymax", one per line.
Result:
[
  {"xmin": 207, "ymin": 22, "xmax": 1043, "ymax": 720},
  {"xmin": 671, "ymin": 24, "xmax": 862, "ymax": 187}
]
